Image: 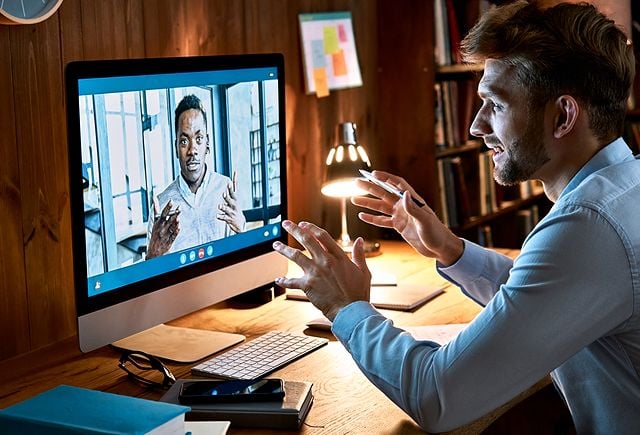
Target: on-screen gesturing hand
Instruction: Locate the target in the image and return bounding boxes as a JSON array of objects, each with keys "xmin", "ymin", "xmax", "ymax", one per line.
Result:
[
  {"xmin": 217, "ymin": 171, "xmax": 246, "ymax": 233},
  {"xmin": 147, "ymin": 198, "xmax": 180, "ymax": 259},
  {"xmin": 272, "ymin": 220, "xmax": 371, "ymax": 322}
]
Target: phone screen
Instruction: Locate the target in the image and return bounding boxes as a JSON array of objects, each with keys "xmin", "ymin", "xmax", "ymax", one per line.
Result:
[{"xmin": 179, "ymin": 379, "xmax": 285, "ymax": 404}]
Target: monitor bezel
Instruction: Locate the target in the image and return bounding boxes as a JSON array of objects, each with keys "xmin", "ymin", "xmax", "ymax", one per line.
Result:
[{"xmin": 65, "ymin": 53, "xmax": 288, "ymax": 318}]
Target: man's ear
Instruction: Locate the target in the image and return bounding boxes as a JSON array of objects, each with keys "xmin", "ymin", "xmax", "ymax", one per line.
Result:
[{"xmin": 553, "ymin": 95, "xmax": 579, "ymax": 139}]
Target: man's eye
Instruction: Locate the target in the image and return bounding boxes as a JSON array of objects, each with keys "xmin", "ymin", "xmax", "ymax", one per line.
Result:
[
  {"xmin": 491, "ymin": 102, "xmax": 504, "ymax": 113},
  {"xmin": 179, "ymin": 138, "xmax": 188, "ymax": 146},
  {"xmin": 196, "ymin": 136, "xmax": 204, "ymax": 144}
]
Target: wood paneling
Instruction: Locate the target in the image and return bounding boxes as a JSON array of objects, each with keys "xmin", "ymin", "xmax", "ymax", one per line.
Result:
[
  {"xmin": 376, "ymin": 0, "xmax": 438, "ymax": 212},
  {"xmin": 10, "ymin": 15, "xmax": 76, "ymax": 349},
  {"xmin": 0, "ymin": 26, "xmax": 30, "ymax": 360},
  {"xmin": 0, "ymin": 0, "xmax": 387, "ymax": 362}
]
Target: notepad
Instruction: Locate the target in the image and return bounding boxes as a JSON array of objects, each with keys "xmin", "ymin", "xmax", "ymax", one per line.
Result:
[{"xmin": 287, "ymin": 282, "xmax": 446, "ymax": 311}]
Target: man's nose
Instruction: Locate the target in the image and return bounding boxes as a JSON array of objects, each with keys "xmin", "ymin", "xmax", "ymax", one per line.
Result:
[
  {"xmin": 186, "ymin": 140, "xmax": 198, "ymax": 154},
  {"xmin": 469, "ymin": 110, "xmax": 490, "ymax": 138}
]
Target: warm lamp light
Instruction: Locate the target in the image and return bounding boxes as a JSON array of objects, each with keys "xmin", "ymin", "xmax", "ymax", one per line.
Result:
[{"xmin": 321, "ymin": 122, "xmax": 378, "ymax": 254}]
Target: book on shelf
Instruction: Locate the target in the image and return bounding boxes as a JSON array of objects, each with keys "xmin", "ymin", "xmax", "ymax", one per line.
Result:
[
  {"xmin": 450, "ymin": 156, "xmax": 472, "ymax": 223},
  {"xmin": 440, "ymin": 157, "xmax": 459, "ymax": 227},
  {"xmin": 0, "ymin": 384, "xmax": 190, "ymax": 435},
  {"xmin": 477, "ymin": 225, "xmax": 494, "ymax": 247},
  {"xmin": 516, "ymin": 205, "xmax": 540, "ymax": 239},
  {"xmin": 435, "ymin": 78, "xmax": 480, "ymax": 150},
  {"xmin": 456, "ymin": 78, "xmax": 480, "ymax": 143},
  {"xmin": 434, "ymin": 83, "xmax": 447, "ymax": 150},
  {"xmin": 433, "ymin": 0, "xmax": 492, "ymax": 67},
  {"xmin": 440, "ymin": 81, "xmax": 459, "ymax": 147},
  {"xmin": 436, "ymin": 158, "xmax": 450, "ymax": 225},
  {"xmin": 519, "ymin": 179, "xmax": 544, "ymax": 199},
  {"xmin": 445, "ymin": 0, "xmax": 462, "ymax": 64},
  {"xmin": 437, "ymin": 156, "xmax": 476, "ymax": 228},
  {"xmin": 433, "ymin": 0, "xmax": 451, "ymax": 66}
]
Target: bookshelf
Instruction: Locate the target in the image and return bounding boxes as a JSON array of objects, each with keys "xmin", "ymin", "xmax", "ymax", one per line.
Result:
[{"xmin": 376, "ymin": 0, "xmax": 551, "ymax": 249}]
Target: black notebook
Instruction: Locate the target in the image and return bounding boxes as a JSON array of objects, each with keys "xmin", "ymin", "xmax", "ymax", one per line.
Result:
[{"xmin": 160, "ymin": 379, "xmax": 313, "ymax": 430}]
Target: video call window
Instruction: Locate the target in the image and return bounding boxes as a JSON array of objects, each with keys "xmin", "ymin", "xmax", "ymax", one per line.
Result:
[{"xmin": 80, "ymin": 79, "xmax": 280, "ymax": 279}]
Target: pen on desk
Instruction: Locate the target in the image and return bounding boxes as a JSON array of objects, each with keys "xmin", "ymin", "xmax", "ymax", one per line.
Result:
[{"xmin": 359, "ymin": 169, "xmax": 426, "ymax": 208}]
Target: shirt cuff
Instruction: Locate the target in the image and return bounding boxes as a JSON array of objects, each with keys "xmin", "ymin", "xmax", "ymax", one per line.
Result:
[
  {"xmin": 437, "ymin": 239, "xmax": 487, "ymax": 283},
  {"xmin": 331, "ymin": 300, "xmax": 380, "ymax": 344}
]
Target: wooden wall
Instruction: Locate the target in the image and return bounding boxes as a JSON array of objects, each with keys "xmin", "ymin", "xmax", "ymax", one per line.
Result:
[{"xmin": 0, "ymin": 0, "xmax": 383, "ymax": 362}]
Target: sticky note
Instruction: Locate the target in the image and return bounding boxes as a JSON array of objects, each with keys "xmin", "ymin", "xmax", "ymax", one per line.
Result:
[
  {"xmin": 323, "ymin": 26, "xmax": 340, "ymax": 54},
  {"xmin": 338, "ymin": 24, "xmax": 348, "ymax": 43},
  {"xmin": 313, "ymin": 68, "xmax": 330, "ymax": 98},
  {"xmin": 311, "ymin": 40, "xmax": 326, "ymax": 68},
  {"xmin": 332, "ymin": 49, "xmax": 347, "ymax": 76}
]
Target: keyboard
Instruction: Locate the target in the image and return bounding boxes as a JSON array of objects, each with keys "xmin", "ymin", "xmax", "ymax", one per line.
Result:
[{"xmin": 191, "ymin": 331, "xmax": 329, "ymax": 380}]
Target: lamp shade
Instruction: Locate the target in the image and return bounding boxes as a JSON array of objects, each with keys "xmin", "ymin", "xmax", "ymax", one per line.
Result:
[{"xmin": 321, "ymin": 122, "xmax": 371, "ymax": 198}]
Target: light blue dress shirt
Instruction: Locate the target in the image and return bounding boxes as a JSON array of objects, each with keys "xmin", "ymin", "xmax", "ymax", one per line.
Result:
[{"xmin": 332, "ymin": 138, "xmax": 640, "ymax": 433}]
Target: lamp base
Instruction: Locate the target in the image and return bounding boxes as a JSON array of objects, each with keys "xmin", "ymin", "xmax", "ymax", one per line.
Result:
[{"xmin": 337, "ymin": 238, "xmax": 382, "ymax": 257}]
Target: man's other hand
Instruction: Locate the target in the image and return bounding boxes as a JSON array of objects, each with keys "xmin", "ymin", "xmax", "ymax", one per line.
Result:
[{"xmin": 272, "ymin": 220, "xmax": 371, "ymax": 321}]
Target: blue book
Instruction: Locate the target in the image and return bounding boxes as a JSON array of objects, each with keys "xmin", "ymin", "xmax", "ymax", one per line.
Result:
[{"xmin": 0, "ymin": 384, "xmax": 190, "ymax": 434}]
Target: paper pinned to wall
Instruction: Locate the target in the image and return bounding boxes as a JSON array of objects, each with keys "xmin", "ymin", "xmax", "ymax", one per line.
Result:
[{"xmin": 299, "ymin": 11, "xmax": 363, "ymax": 97}]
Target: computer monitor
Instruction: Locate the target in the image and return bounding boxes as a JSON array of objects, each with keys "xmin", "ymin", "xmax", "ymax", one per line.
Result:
[{"xmin": 65, "ymin": 53, "xmax": 288, "ymax": 362}]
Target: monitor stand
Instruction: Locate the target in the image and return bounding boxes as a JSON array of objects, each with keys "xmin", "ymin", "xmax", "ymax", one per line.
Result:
[{"xmin": 111, "ymin": 324, "xmax": 245, "ymax": 363}]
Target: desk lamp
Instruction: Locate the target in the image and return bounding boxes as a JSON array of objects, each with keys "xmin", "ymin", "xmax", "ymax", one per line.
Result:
[{"xmin": 321, "ymin": 122, "xmax": 379, "ymax": 254}]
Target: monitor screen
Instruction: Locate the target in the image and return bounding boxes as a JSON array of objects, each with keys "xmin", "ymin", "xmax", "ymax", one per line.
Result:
[{"xmin": 66, "ymin": 54, "xmax": 287, "ymax": 360}]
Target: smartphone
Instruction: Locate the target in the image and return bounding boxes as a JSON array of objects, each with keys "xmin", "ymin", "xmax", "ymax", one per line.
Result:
[
  {"xmin": 359, "ymin": 169, "xmax": 425, "ymax": 207},
  {"xmin": 178, "ymin": 378, "xmax": 285, "ymax": 404}
]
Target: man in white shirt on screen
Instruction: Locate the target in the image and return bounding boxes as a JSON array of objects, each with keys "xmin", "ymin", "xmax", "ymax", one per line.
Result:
[{"xmin": 146, "ymin": 94, "xmax": 245, "ymax": 259}]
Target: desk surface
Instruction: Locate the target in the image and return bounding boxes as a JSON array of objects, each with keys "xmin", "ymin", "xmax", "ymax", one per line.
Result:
[{"xmin": 0, "ymin": 241, "xmax": 534, "ymax": 434}]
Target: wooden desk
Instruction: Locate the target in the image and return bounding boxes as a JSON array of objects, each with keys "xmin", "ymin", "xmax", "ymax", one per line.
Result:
[{"xmin": 0, "ymin": 241, "xmax": 539, "ymax": 434}]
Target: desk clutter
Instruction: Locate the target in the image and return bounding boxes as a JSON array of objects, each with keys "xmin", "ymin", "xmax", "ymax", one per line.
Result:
[
  {"xmin": 161, "ymin": 379, "xmax": 314, "ymax": 430},
  {"xmin": 0, "ymin": 381, "xmax": 313, "ymax": 433}
]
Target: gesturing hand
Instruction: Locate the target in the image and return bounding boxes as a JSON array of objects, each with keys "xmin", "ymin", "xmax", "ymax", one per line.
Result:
[
  {"xmin": 352, "ymin": 170, "xmax": 463, "ymax": 266},
  {"xmin": 147, "ymin": 198, "xmax": 180, "ymax": 259},
  {"xmin": 217, "ymin": 171, "xmax": 246, "ymax": 233},
  {"xmin": 272, "ymin": 220, "xmax": 371, "ymax": 322}
]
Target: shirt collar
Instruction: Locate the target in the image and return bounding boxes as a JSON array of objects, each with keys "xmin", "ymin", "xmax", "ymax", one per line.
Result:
[
  {"xmin": 559, "ymin": 137, "xmax": 634, "ymax": 199},
  {"xmin": 177, "ymin": 165, "xmax": 211, "ymax": 204}
]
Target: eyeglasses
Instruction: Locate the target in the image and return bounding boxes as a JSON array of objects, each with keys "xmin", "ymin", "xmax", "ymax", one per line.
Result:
[{"xmin": 118, "ymin": 350, "xmax": 176, "ymax": 389}]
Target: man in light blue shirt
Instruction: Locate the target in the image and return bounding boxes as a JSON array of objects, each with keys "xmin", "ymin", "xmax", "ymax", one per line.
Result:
[{"xmin": 273, "ymin": 2, "xmax": 640, "ymax": 433}]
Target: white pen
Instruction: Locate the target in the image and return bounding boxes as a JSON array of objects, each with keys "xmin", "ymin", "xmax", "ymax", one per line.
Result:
[
  {"xmin": 153, "ymin": 208, "xmax": 180, "ymax": 222},
  {"xmin": 359, "ymin": 169, "xmax": 425, "ymax": 207}
]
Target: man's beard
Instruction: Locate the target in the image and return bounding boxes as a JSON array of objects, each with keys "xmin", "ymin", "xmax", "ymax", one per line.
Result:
[{"xmin": 494, "ymin": 111, "xmax": 549, "ymax": 186}]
